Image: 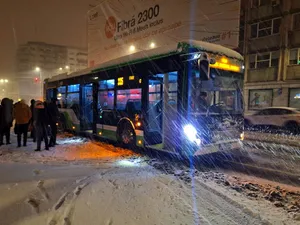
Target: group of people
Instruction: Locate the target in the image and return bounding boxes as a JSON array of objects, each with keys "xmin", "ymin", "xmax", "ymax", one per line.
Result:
[{"xmin": 0, "ymin": 98, "xmax": 60, "ymax": 151}]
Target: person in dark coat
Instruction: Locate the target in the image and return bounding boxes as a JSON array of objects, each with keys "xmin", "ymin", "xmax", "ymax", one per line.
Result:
[
  {"xmin": 0, "ymin": 103, "xmax": 3, "ymax": 145},
  {"xmin": 196, "ymin": 91, "xmax": 209, "ymax": 112},
  {"xmin": 29, "ymin": 99, "xmax": 36, "ymax": 142},
  {"xmin": 33, "ymin": 100, "xmax": 49, "ymax": 151},
  {"xmin": 0, "ymin": 98, "xmax": 13, "ymax": 145},
  {"xmin": 47, "ymin": 98, "xmax": 60, "ymax": 147}
]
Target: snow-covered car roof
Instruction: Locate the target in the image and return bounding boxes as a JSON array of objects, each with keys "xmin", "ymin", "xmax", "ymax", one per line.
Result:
[
  {"xmin": 246, "ymin": 107, "xmax": 300, "ymax": 115},
  {"xmin": 256, "ymin": 107, "xmax": 299, "ymax": 111}
]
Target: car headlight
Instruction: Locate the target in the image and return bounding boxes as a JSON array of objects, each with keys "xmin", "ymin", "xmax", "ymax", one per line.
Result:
[
  {"xmin": 183, "ymin": 124, "xmax": 201, "ymax": 145},
  {"xmin": 240, "ymin": 132, "xmax": 244, "ymax": 141}
]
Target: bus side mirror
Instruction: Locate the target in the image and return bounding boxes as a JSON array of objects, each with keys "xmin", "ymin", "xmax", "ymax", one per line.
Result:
[
  {"xmin": 210, "ymin": 58, "xmax": 216, "ymax": 65},
  {"xmin": 198, "ymin": 54, "xmax": 210, "ymax": 80}
]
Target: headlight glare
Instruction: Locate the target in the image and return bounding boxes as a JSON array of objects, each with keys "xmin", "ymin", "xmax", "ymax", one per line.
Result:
[{"xmin": 183, "ymin": 124, "xmax": 201, "ymax": 146}]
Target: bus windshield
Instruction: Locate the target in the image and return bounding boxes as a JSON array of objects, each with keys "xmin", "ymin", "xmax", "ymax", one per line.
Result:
[{"xmin": 190, "ymin": 69, "xmax": 243, "ymax": 115}]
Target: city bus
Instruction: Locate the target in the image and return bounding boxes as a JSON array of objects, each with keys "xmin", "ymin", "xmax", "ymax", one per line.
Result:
[{"xmin": 44, "ymin": 40, "xmax": 244, "ymax": 157}]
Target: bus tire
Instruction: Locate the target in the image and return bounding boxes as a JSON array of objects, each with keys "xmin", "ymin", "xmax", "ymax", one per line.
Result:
[
  {"xmin": 244, "ymin": 119, "xmax": 252, "ymax": 130},
  {"xmin": 117, "ymin": 121, "xmax": 136, "ymax": 147}
]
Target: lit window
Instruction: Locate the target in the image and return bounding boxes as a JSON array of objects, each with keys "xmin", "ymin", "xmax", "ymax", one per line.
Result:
[
  {"xmin": 116, "ymin": 89, "xmax": 141, "ymax": 110},
  {"xmin": 99, "ymin": 79, "xmax": 115, "ymax": 89},
  {"xmin": 289, "ymin": 88, "xmax": 300, "ymax": 108},
  {"xmin": 57, "ymin": 86, "xmax": 66, "ymax": 94},
  {"xmin": 67, "ymin": 84, "xmax": 79, "ymax": 92},
  {"xmin": 98, "ymin": 91, "xmax": 114, "ymax": 110}
]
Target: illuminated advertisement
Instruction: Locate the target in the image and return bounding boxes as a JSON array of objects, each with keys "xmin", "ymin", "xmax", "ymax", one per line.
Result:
[
  {"xmin": 87, "ymin": 0, "xmax": 241, "ymax": 67},
  {"xmin": 289, "ymin": 88, "xmax": 300, "ymax": 108},
  {"xmin": 249, "ymin": 89, "xmax": 273, "ymax": 110}
]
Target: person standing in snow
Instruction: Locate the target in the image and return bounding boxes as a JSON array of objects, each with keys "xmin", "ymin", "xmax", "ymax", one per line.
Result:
[
  {"xmin": 33, "ymin": 100, "xmax": 49, "ymax": 151},
  {"xmin": 29, "ymin": 99, "xmax": 36, "ymax": 142},
  {"xmin": 13, "ymin": 99, "xmax": 32, "ymax": 147},
  {"xmin": 0, "ymin": 98, "xmax": 13, "ymax": 145},
  {"xmin": 0, "ymin": 102, "xmax": 3, "ymax": 145},
  {"xmin": 47, "ymin": 98, "xmax": 60, "ymax": 147}
]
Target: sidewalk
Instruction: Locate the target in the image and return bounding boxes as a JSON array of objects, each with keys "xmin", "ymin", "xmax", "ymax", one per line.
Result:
[{"xmin": 0, "ymin": 133, "xmax": 137, "ymax": 165}]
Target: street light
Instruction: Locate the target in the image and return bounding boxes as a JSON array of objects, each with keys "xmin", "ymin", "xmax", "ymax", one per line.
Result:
[
  {"xmin": 35, "ymin": 67, "xmax": 42, "ymax": 99},
  {"xmin": 65, "ymin": 65, "xmax": 69, "ymax": 69},
  {"xmin": 0, "ymin": 79, "xmax": 8, "ymax": 83},
  {"xmin": 59, "ymin": 67, "xmax": 63, "ymax": 71}
]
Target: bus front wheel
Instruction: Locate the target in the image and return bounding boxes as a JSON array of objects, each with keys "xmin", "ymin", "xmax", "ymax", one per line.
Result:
[{"xmin": 117, "ymin": 122, "xmax": 136, "ymax": 147}]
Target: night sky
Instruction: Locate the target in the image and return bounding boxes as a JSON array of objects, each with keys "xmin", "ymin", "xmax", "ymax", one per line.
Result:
[{"xmin": 0, "ymin": 0, "xmax": 91, "ymax": 78}]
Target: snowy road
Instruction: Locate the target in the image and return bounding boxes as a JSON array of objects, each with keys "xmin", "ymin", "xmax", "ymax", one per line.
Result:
[
  {"xmin": 0, "ymin": 162, "xmax": 273, "ymax": 225},
  {"xmin": 0, "ymin": 163, "xmax": 100, "ymax": 225},
  {"xmin": 0, "ymin": 134, "xmax": 300, "ymax": 224}
]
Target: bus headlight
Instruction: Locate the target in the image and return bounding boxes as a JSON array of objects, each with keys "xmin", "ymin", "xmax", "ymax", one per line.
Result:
[{"xmin": 183, "ymin": 124, "xmax": 201, "ymax": 145}]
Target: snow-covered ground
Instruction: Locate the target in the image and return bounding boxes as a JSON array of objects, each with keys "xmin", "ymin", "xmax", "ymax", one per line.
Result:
[
  {"xmin": 8, "ymin": 161, "xmax": 300, "ymax": 225},
  {"xmin": 0, "ymin": 133, "xmax": 137, "ymax": 165},
  {"xmin": 0, "ymin": 133, "xmax": 300, "ymax": 224}
]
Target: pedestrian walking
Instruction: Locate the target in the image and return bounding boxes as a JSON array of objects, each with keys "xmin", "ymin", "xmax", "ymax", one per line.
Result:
[
  {"xmin": 13, "ymin": 99, "xmax": 32, "ymax": 147},
  {"xmin": 34, "ymin": 100, "xmax": 49, "ymax": 151},
  {"xmin": 0, "ymin": 98, "xmax": 13, "ymax": 145}
]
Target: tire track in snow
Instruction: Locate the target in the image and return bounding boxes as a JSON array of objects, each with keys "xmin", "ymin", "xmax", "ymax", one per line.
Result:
[
  {"xmin": 153, "ymin": 176, "xmax": 213, "ymax": 225},
  {"xmin": 48, "ymin": 175, "xmax": 91, "ymax": 225},
  {"xmin": 154, "ymin": 174, "xmax": 265, "ymax": 225}
]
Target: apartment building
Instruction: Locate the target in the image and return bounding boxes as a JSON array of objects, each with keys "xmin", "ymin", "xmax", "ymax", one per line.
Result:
[
  {"xmin": 67, "ymin": 48, "xmax": 88, "ymax": 73},
  {"xmin": 16, "ymin": 42, "xmax": 87, "ymax": 101},
  {"xmin": 240, "ymin": 0, "xmax": 300, "ymax": 112}
]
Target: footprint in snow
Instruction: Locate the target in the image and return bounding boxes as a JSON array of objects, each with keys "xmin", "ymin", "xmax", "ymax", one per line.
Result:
[{"xmin": 27, "ymin": 197, "xmax": 40, "ymax": 213}]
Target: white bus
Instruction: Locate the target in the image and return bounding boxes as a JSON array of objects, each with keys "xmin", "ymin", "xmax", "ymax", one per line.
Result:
[{"xmin": 45, "ymin": 40, "xmax": 244, "ymax": 157}]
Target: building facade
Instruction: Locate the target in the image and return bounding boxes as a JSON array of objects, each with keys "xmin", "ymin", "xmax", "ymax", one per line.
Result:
[
  {"xmin": 240, "ymin": 0, "xmax": 300, "ymax": 112},
  {"xmin": 16, "ymin": 42, "xmax": 87, "ymax": 102}
]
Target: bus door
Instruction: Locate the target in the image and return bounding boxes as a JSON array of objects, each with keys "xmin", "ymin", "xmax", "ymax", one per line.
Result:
[
  {"xmin": 145, "ymin": 77, "xmax": 163, "ymax": 146},
  {"xmin": 80, "ymin": 83, "xmax": 94, "ymax": 132},
  {"xmin": 145, "ymin": 72, "xmax": 178, "ymax": 152}
]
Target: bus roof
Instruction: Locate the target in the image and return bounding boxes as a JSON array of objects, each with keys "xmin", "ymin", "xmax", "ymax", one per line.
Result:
[{"xmin": 48, "ymin": 40, "xmax": 243, "ymax": 82}]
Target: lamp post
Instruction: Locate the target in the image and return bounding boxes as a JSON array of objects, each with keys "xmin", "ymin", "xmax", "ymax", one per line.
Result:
[{"xmin": 35, "ymin": 67, "xmax": 43, "ymax": 100}]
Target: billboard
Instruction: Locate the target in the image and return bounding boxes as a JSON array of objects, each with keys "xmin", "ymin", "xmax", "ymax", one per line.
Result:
[{"xmin": 88, "ymin": 0, "xmax": 241, "ymax": 67}]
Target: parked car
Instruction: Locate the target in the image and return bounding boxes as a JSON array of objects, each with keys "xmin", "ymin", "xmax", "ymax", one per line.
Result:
[{"xmin": 244, "ymin": 107, "xmax": 300, "ymax": 134}]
